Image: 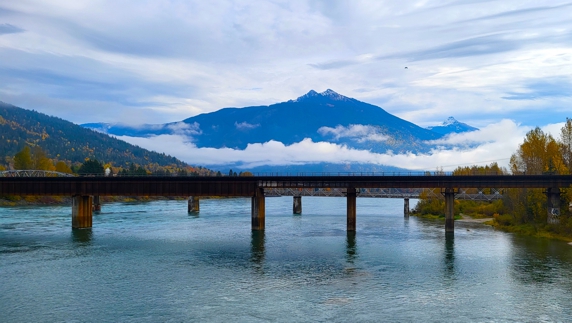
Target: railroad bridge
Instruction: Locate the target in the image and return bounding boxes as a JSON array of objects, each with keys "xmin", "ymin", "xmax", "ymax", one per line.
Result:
[{"xmin": 1, "ymin": 171, "xmax": 571, "ymax": 233}]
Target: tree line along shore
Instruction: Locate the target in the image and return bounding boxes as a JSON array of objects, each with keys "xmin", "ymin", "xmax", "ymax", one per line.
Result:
[{"xmin": 414, "ymin": 118, "xmax": 572, "ymax": 241}]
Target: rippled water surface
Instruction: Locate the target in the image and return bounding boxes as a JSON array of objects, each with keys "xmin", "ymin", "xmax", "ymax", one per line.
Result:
[{"xmin": 1, "ymin": 197, "xmax": 572, "ymax": 322}]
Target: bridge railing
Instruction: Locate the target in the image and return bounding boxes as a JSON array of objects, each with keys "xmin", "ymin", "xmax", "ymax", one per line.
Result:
[
  {"xmin": 0, "ymin": 170, "xmax": 75, "ymax": 177},
  {"xmin": 0, "ymin": 170, "xmax": 539, "ymax": 178}
]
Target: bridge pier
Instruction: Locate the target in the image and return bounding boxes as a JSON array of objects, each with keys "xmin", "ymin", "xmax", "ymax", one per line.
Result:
[
  {"xmin": 293, "ymin": 196, "xmax": 302, "ymax": 214},
  {"xmin": 404, "ymin": 198, "xmax": 410, "ymax": 217},
  {"xmin": 93, "ymin": 195, "xmax": 101, "ymax": 213},
  {"xmin": 347, "ymin": 188, "xmax": 357, "ymax": 232},
  {"xmin": 188, "ymin": 196, "xmax": 200, "ymax": 213},
  {"xmin": 252, "ymin": 188, "xmax": 265, "ymax": 230},
  {"xmin": 443, "ymin": 188, "xmax": 456, "ymax": 233},
  {"xmin": 546, "ymin": 188, "xmax": 560, "ymax": 224},
  {"xmin": 72, "ymin": 195, "xmax": 93, "ymax": 229}
]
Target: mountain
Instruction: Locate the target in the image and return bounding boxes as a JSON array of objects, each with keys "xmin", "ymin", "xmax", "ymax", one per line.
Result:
[
  {"xmin": 83, "ymin": 89, "xmax": 445, "ymax": 154},
  {"xmin": 427, "ymin": 116, "xmax": 478, "ymax": 135},
  {"xmin": 0, "ymin": 101, "xmax": 188, "ymax": 169}
]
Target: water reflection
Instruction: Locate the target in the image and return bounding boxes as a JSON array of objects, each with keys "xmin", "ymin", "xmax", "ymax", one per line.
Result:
[
  {"xmin": 510, "ymin": 236, "xmax": 572, "ymax": 285},
  {"xmin": 250, "ymin": 230, "xmax": 265, "ymax": 272},
  {"xmin": 71, "ymin": 228, "xmax": 92, "ymax": 244},
  {"xmin": 346, "ymin": 231, "xmax": 358, "ymax": 264},
  {"xmin": 443, "ymin": 232, "xmax": 456, "ymax": 279}
]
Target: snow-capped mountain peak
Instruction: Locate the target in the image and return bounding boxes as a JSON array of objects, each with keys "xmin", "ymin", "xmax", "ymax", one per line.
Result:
[
  {"xmin": 442, "ymin": 116, "xmax": 458, "ymax": 126},
  {"xmin": 320, "ymin": 89, "xmax": 350, "ymax": 101},
  {"xmin": 427, "ymin": 116, "xmax": 479, "ymax": 135},
  {"xmin": 293, "ymin": 89, "xmax": 350, "ymax": 102}
]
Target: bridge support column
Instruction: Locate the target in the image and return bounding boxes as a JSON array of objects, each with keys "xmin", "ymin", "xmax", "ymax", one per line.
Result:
[
  {"xmin": 252, "ymin": 188, "xmax": 265, "ymax": 230},
  {"xmin": 72, "ymin": 195, "xmax": 93, "ymax": 229},
  {"xmin": 404, "ymin": 198, "xmax": 410, "ymax": 217},
  {"xmin": 546, "ymin": 188, "xmax": 560, "ymax": 224},
  {"xmin": 347, "ymin": 188, "xmax": 357, "ymax": 232},
  {"xmin": 444, "ymin": 188, "xmax": 455, "ymax": 233},
  {"xmin": 93, "ymin": 195, "xmax": 101, "ymax": 213},
  {"xmin": 188, "ymin": 196, "xmax": 200, "ymax": 213},
  {"xmin": 293, "ymin": 196, "xmax": 302, "ymax": 214}
]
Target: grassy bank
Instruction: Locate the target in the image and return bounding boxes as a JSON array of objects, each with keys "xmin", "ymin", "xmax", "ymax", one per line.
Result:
[{"xmin": 489, "ymin": 214, "xmax": 572, "ymax": 242}]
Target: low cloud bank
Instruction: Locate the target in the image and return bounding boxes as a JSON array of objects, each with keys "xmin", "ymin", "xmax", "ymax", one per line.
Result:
[{"xmin": 117, "ymin": 120, "xmax": 564, "ymax": 171}]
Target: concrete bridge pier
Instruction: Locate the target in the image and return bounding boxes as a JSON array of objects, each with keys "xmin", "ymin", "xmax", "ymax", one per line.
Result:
[
  {"xmin": 188, "ymin": 196, "xmax": 200, "ymax": 213},
  {"xmin": 443, "ymin": 188, "xmax": 456, "ymax": 233},
  {"xmin": 252, "ymin": 188, "xmax": 265, "ymax": 230},
  {"xmin": 404, "ymin": 198, "xmax": 410, "ymax": 218},
  {"xmin": 93, "ymin": 195, "xmax": 101, "ymax": 213},
  {"xmin": 293, "ymin": 196, "xmax": 302, "ymax": 214},
  {"xmin": 72, "ymin": 195, "xmax": 93, "ymax": 229},
  {"xmin": 546, "ymin": 188, "xmax": 561, "ymax": 224},
  {"xmin": 347, "ymin": 188, "xmax": 357, "ymax": 232}
]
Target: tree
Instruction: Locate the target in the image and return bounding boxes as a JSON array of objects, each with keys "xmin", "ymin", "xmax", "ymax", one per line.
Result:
[
  {"xmin": 510, "ymin": 127, "xmax": 565, "ymax": 175},
  {"xmin": 32, "ymin": 146, "xmax": 53, "ymax": 170},
  {"xmin": 55, "ymin": 161, "xmax": 73, "ymax": 174},
  {"xmin": 77, "ymin": 158, "xmax": 104, "ymax": 175},
  {"xmin": 560, "ymin": 117, "xmax": 572, "ymax": 174},
  {"xmin": 14, "ymin": 146, "xmax": 33, "ymax": 169}
]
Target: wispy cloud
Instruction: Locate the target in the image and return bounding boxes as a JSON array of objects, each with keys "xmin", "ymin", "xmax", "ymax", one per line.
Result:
[
  {"xmin": 0, "ymin": 23, "xmax": 24, "ymax": 35},
  {"xmin": 166, "ymin": 122, "xmax": 202, "ymax": 136},
  {"xmin": 502, "ymin": 77, "xmax": 572, "ymax": 101},
  {"xmin": 235, "ymin": 121, "xmax": 260, "ymax": 130},
  {"xmin": 318, "ymin": 124, "xmax": 389, "ymax": 143}
]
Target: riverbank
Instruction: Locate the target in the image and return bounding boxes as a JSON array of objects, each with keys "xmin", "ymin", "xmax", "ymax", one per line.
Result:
[
  {"xmin": 488, "ymin": 222, "xmax": 572, "ymax": 242},
  {"xmin": 414, "ymin": 212, "xmax": 572, "ymax": 243},
  {"xmin": 0, "ymin": 195, "xmax": 189, "ymax": 207}
]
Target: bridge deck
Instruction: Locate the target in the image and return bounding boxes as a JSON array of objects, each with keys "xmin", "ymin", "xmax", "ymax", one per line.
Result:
[{"xmin": 1, "ymin": 175, "xmax": 571, "ymax": 196}]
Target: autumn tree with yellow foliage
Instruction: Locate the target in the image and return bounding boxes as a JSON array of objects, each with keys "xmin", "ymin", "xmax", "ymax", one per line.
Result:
[{"xmin": 500, "ymin": 122, "xmax": 572, "ymax": 236}]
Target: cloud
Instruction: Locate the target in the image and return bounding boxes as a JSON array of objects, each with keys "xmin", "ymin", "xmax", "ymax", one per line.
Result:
[
  {"xmin": 318, "ymin": 124, "xmax": 389, "ymax": 143},
  {"xmin": 387, "ymin": 33, "xmax": 521, "ymax": 61},
  {"xmin": 235, "ymin": 121, "xmax": 260, "ymax": 130},
  {"xmin": 116, "ymin": 119, "xmax": 554, "ymax": 172},
  {"xmin": 426, "ymin": 119, "xmax": 524, "ymax": 146},
  {"xmin": 0, "ymin": 23, "xmax": 24, "ymax": 35},
  {"xmin": 502, "ymin": 78, "xmax": 572, "ymax": 100},
  {"xmin": 0, "ymin": 0, "xmax": 571, "ymax": 129},
  {"xmin": 166, "ymin": 122, "xmax": 202, "ymax": 136}
]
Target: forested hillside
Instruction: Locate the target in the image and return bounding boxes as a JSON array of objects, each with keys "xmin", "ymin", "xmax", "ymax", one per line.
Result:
[{"xmin": 0, "ymin": 102, "xmax": 188, "ymax": 170}]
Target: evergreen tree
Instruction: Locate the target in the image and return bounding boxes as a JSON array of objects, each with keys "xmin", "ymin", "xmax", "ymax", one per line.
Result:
[{"xmin": 78, "ymin": 158, "xmax": 104, "ymax": 175}]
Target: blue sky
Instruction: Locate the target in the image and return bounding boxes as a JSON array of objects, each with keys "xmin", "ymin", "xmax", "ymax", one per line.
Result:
[{"xmin": 1, "ymin": 1, "xmax": 571, "ymax": 170}]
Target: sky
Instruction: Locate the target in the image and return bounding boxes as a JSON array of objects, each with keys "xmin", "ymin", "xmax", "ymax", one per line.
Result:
[{"xmin": 1, "ymin": 0, "xmax": 571, "ymax": 171}]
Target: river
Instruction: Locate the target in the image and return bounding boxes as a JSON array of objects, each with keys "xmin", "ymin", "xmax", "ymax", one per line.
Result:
[{"xmin": 1, "ymin": 197, "xmax": 572, "ymax": 322}]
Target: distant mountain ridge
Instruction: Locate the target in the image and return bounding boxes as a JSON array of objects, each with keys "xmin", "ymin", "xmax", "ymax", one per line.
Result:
[
  {"xmin": 80, "ymin": 90, "xmax": 479, "ymax": 172},
  {"xmin": 0, "ymin": 101, "xmax": 188, "ymax": 169},
  {"xmin": 83, "ymin": 89, "xmax": 454, "ymax": 154},
  {"xmin": 427, "ymin": 116, "xmax": 478, "ymax": 135}
]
